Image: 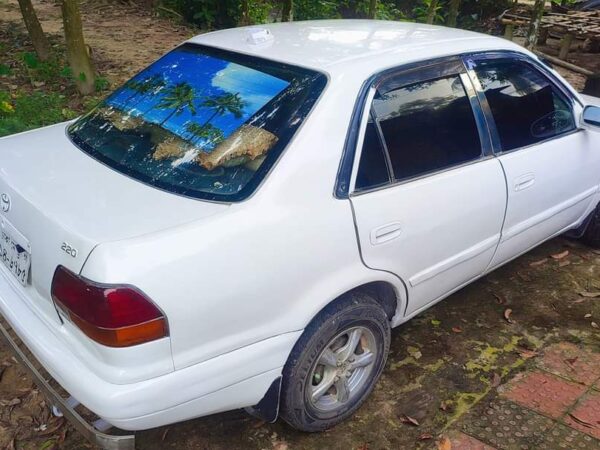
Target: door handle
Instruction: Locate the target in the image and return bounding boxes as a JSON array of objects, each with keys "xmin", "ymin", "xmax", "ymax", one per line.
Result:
[
  {"xmin": 370, "ymin": 223, "xmax": 402, "ymax": 245},
  {"xmin": 514, "ymin": 173, "xmax": 536, "ymax": 192}
]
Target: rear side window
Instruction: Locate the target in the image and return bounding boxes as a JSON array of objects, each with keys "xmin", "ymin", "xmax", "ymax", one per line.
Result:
[
  {"xmin": 372, "ymin": 75, "xmax": 482, "ymax": 182},
  {"xmin": 473, "ymin": 59, "xmax": 576, "ymax": 152},
  {"xmin": 355, "ymin": 116, "xmax": 390, "ymax": 191}
]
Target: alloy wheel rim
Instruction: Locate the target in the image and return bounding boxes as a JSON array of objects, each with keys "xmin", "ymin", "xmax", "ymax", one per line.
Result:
[{"xmin": 307, "ymin": 326, "xmax": 378, "ymax": 413}]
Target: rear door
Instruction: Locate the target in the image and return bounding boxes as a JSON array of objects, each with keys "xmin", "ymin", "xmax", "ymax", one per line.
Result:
[
  {"xmin": 349, "ymin": 59, "xmax": 507, "ymax": 316},
  {"xmin": 465, "ymin": 54, "xmax": 600, "ymax": 269}
]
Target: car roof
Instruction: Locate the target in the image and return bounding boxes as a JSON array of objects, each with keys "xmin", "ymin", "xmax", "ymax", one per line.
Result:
[{"xmin": 187, "ymin": 20, "xmax": 526, "ymax": 76}]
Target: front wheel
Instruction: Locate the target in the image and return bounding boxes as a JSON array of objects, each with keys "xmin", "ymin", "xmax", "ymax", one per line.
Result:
[
  {"xmin": 581, "ymin": 203, "xmax": 600, "ymax": 248},
  {"xmin": 279, "ymin": 293, "xmax": 390, "ymax": 432}
]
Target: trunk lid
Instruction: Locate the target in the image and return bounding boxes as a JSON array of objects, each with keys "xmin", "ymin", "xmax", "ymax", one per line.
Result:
[{"xmin": 0, "ymin": 122, "xmax": 228, "ymax": 316}]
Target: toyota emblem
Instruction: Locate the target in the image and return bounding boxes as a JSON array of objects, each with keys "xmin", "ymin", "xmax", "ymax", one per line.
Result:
[{"xmin": 1, "ymin": 193, "xmax": 11, "ymax": 213}]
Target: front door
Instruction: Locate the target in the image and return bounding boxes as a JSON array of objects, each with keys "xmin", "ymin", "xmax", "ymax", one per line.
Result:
[
  {"xmin": 349, "ymin": 61, "xmax": 507, "ymax": 316},
  {"xmin": 466, "ymin": 55, "xmax": 600, "ymax": 269}
]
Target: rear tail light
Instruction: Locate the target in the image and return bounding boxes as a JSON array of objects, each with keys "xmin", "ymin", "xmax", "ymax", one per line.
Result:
[{"xmin": 51, "ymin": 266, "xmax": 168, "ymax": 347}]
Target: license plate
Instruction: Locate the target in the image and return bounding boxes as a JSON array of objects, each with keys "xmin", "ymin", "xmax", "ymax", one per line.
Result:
[{"xmin": 0, "ymin": 229, "xmax": 30, "ymax": 286}]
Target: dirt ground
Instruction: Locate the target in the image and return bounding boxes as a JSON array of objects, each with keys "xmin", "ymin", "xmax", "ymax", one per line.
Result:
[{"xmin": 0, "ymin": 2, "xmax": 599, "ymax": 449}]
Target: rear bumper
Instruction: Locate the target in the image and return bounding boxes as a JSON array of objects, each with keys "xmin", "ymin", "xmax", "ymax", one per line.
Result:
[
  {"xmin": 0, "ymin": 269, "xmax": 299, "ymax": 433},
  {"xmin": 0, "ymin": 319, "xmax": 135, "ymax": 450}
]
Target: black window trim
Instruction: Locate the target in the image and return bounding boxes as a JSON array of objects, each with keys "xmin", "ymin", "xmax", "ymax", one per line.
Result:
[
  {"xmin": 68, "ymin": 43, "xmax": 330, "ymax": 204},
  {"xmin": 346, "ymin": 58, "xmax": 494, "ymax": 197},
  {"xmin": 462, "ymin": 51, "xmax": 583, "ymax": 156}
]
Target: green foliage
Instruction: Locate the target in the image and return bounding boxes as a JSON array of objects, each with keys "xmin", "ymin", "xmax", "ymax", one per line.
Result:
[
  {"xmin": 0, "ymin": 63, "xmax": 11, "ymax": 76},
  {"xmin": 175, "ymin": 0, "xmax": 240, "ymax": 28},
  {"xmin": 94, "ymin": 76, "xmax": 110, "ymax": 92},
  {"xmin": 413, "ymin": 0, "xmax": 443, "ymax": 24},
  {"xmin": 0, "ymin": 90, "xmax": 74, "ymax": 137},
  {"xmin": 294, "ymin": 0, "xmax": 340, "ymax": 20}
]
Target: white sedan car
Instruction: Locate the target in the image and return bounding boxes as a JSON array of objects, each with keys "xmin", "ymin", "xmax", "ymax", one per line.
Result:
[{"xmin": 1, "ymin": 20, "xmax": 599, "ymax": 448}]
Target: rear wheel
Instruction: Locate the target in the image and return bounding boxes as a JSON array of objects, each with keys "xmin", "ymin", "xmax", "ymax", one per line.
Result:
[
  {"xmin": 280, "ymin": 293, "xmax": 390, "ymax": 432},
  {"xmin": 581, "ymin": 203, "xmax": 600, "ymax": 248}
]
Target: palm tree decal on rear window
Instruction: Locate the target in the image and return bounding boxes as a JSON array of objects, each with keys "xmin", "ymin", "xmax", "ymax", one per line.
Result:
[{"xmin": 68, "ymin": 43, "xmax": 326, "ymax": 200}]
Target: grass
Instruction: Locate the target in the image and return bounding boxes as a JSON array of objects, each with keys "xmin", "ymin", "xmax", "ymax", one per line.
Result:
[{"xmin": 0, "ymin": 30, "xmax": 109, "ymax": 138}]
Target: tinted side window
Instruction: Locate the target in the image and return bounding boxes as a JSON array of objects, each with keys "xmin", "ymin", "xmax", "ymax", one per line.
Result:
[
  {"xmin": 372, "ymin": 76, "xmax": 482, "ymax": 182},
  {"xmin": 355, "ymin": 116, "xmax": 390, "ymax": 191},
  {"xmin": 473, "ymin": 59, "xmax": 576, "ymax": 152}
]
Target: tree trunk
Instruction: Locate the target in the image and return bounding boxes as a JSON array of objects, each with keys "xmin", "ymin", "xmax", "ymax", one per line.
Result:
[
  {"xmin": 368, "ymin": 0, "xmax": 377, "ymax": 19},
  {"xmin": 61, "ymin": 0, "xmax": 95, "ymax": 95},
  {"xmin": 426, "ymin": 0, "xmax": 439, "ymax": 25},
  {"xmin": 525, "ymin": 0, "xmax": 546, "ymax": 50},
  {"xmin": 282, "ymin": 0, "xmax": 293, "ymax": 22},
  {"xmin": 240, "ymin": 0, "xmax": 250, "ymax": 26},
  {"xmin": 17, "ymin": 0, "xmax": 51, "ymax": 61},
  {"xmin": 447, "ymin": 0, "xmax": 461, "ymax": 28}
]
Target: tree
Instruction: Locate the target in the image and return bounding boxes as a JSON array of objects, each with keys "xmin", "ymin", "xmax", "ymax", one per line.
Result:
[
  {"xmin": 17, "ymin": 0, "xmax": 51, "ymax": 61},
  {"xmin": 61, "ymin": 0, "xmax": 95, "ymax": 95},
  {"xmin": 368, "ymin": 0, "xmax": 377, "ymax": 19},
  {"xmin": 282, "ymin": 0, "xmax": 293, "ymax": 21},
  {"xmin": 200, "ymin": 92, "xmax": 246, "ymax": 127},
  {"xmin": 185, "ymin": 122, "xmax": 224, "ymax": 145},
  {"xmin": 426, "ymin": 0, "xmax": 440, "ymax": 24},
  {"xmin": 156, "ymin": 82, "xmax": 197, "ymax": 126},
  {"xmin": 123, "ymin": 74, "xmax": 166, "ymax": 105},
  {"xmin": 447, "ymin": 0, "xmax": 461, "ymax": 28},
  {"xmin": 525, "ymin": 0, "xmax": 546, "ymax": 50},
  {"xmin": 240, "ymin": 0, "xmax": 250, "ymax": 25}
]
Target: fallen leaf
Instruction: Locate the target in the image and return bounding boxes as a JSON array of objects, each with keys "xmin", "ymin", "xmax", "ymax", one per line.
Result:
[
  {"xmin": 551, "ymin": 250, "xmax": 569, "ymax": 260},
  {"xmin": 592, "ymin": 322, "xmax": 599, "ymax": 329},
  {"xmin": 451, "ymin": 327, "xmax": 463, "ymax": 333},
  {"xmin": 530, "ymin": 258, "xmax": 548, "ymax": 267},
  {"xmin": 493, "ymin": 293, "xmax": 507, "ymax": 305},
  {"xmin": 569, "ymin": 413, "xmax": 594, "ymax": 428},
  {"xmin": 579, "ymin": 291, "xmax": 600, "ymax": 298},
  {"xmin": 517, "ymin": 271, "xmax": 531, "ymax": 282},
  {"xmin": 504, "ymin": 308, "xmax": 514, "ymax": 324},
  {"xmin": 490, "ymin": 373, "xmax": 502, "ymax": 387},
  {"xmin": 418, "ymin": 433, "xmax": 434, "ymax": 441},
  {"xmin": 161, "ymin": 427, "xmax": 169, "ymax": 441},
  {"xmin": 0, "ymin": 398, "xmax": 20, "ymax": 407},
  {"xmin": 585, "ymin": 314, "xmax": 592, "ymax": 318},
  {"xmin": 400, "ymin": 414, "xmax": 420, "ymax": 426},
  {"xmin": 272, "ymin": 440, "xmax": 289, "ymax": 450},
  {"xmin": 558, "ymin": 260, "xmax": 571, "ymax": 268},
  {"xmin": 516, "ymin": 348, "xmax": 539, "ymax": 359},
  {"xmin": 431, "ymin": 319, "xmax": 441, "ymax": 327},
  {"xmin": 356, "ymin": 444, "xmax": 369, "ymax": 450},
  {"xmin": 407, "ymin": 346, "xmax": 422, "ymax": 360},
  {"xmin": 438, "ymin": 436, "xmax": 452, "ymax": 450}
]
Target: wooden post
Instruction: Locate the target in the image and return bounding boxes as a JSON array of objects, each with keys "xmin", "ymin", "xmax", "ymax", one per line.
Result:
[
  {"xmin": 538, "ymin": 27, "xmax": 548, "ymax": 45},
  {"xmin": 504, "ymin": 24, "xmax": 514, "ymax": 41},
  {"xmin": 559, "ymin": 33, "xmax": 574, "ymax": 60}
]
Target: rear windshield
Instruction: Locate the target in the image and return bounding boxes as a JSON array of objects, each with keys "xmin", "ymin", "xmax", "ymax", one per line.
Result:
[{"xmin": 68, "ymin": 44, "xmax": 326, "ymax": 201}]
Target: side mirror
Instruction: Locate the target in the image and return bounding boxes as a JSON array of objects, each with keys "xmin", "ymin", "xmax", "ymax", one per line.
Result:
[{"xmin": 582, "ymin": 105, "xmax": 600, "ymax": 130}]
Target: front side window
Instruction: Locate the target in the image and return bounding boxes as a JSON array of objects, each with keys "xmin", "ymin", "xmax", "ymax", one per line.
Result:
[
  {"xmin": 473, "ymin": 59, "xmax": 576, "ymax": 152},
  {"xmin": 372, "ymin": 75, "xmax": 482, "ymax": 182},
  {"xmin": 68, "ymin": 44, "xmax": 326, "ymax": 201}
]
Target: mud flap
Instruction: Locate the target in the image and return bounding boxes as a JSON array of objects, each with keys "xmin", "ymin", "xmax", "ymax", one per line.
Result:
[{"xmin": 245, "ymin": 376, "xmax": 282, "ymax": 423}]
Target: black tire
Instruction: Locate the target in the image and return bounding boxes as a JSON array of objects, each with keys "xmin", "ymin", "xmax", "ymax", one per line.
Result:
[
  {"xmin": 581, "ymin": 204, "xmax": 600, "ymax": 248},
  {"xmin": 279, "ymin": 293, "xmax": 391, "ymax": 432}
]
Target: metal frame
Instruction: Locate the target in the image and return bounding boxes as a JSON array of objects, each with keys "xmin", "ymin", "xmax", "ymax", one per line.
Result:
[
  {"xmin": 335, "ymin": 49, "xmax": 586, "ymax": 199},
  {"xmin": 0, "ymin": 319, "xmax": 135, "ymax": 450},
  {"xmin": 461, "ymin": 50, "xmax": 583, "ymax": 155},
  {"xmin": 344, "ymin": 57, "xmax": 494, "ymax": 197}
]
